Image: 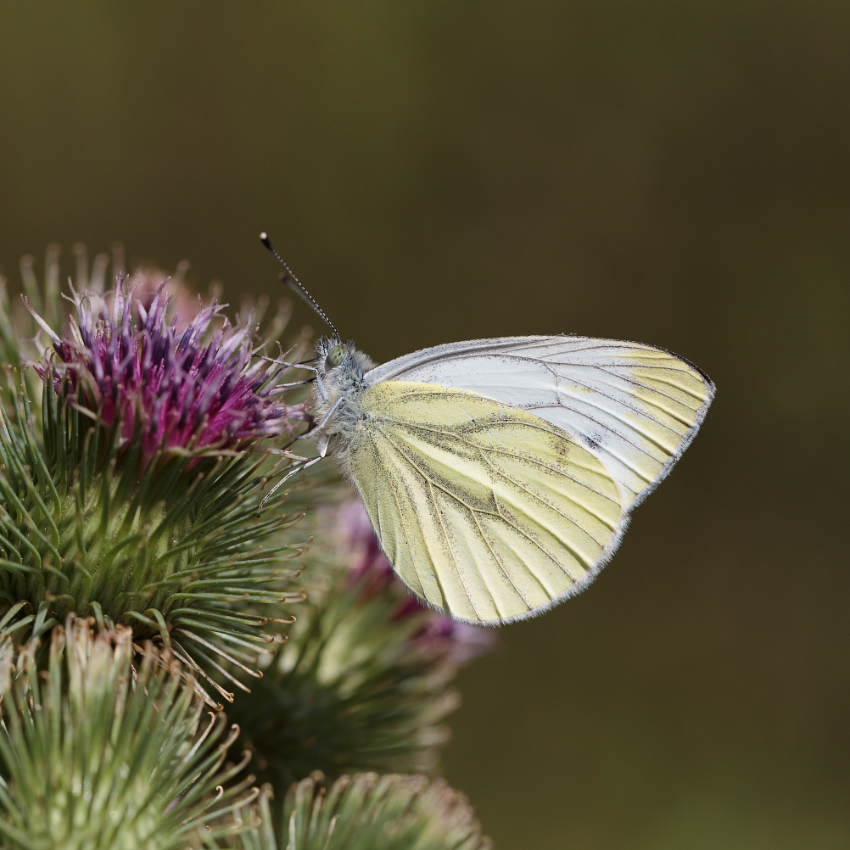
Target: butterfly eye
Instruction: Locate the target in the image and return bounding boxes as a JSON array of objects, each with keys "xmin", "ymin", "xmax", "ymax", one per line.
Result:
[{"xmin": 326, "ymin": 344, "xmax": 346, "ymax": 368}]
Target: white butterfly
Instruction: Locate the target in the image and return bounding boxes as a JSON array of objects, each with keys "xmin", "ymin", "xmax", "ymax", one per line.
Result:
[{"xmin": 260, "ymin": 236, "xmax": 715, "ymax": 625}]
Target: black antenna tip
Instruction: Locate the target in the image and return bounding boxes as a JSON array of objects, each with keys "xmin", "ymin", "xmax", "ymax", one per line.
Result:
[{"xmin": 257, "ymin": 231, "xmax": 341, "ymax": 338}]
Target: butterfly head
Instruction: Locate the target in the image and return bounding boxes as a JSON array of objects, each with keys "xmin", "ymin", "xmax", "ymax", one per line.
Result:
[
  {"xmin": 314, "ymin": 336, "xmax": 376, "ymax": 397},
  {"xmin": 315, "ymin": 335, "xmax": 347, "ymax": 376},
  {"xmin": 325, "ymin": 342, "xmax": 347, "ymax": 369}
]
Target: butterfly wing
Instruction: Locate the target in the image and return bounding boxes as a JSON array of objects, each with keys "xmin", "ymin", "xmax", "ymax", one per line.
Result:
[
  {"xmin": 347, "ymin": 381, "xmax": 624, "ymax": 624},
  {"xmin": 366, "ymin": 335, "xmax": 714, "ymax": 508}
]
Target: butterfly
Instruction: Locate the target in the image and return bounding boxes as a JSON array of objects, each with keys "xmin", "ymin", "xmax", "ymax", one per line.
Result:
[{"xmin": 261, "ymin": 235, "xmax": 715, "ymax": 625}]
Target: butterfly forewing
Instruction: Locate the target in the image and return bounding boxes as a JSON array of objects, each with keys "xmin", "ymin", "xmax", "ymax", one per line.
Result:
[
  {"xmin": 366, "ymin": 335, "xmax": 714, "ymax": 508},
  {"xmin": 347, "ymin": 382, "xmax": 624, "ymax": 624}
]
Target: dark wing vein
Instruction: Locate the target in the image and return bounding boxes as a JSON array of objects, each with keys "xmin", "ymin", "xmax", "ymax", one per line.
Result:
[{"xmin": 475, "ymin": 447, "xmax": 609, "ymax": 548}]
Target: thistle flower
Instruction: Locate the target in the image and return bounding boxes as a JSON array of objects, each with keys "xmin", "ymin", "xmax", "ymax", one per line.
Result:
[
  {"xmin": 0, "ymin": 251, "xmax": 311, "ymax": 706},
  {"xmin": 39, "ymin": 280, "xmax": 305, "ymax": 465},
  {"xmin": 229, "ymin": 497, "xmax": 495, "ymax": 790},
  {"xmin": 0, "ymin": 617, "xmax": 255, "ymax": 850},
  {"xmin": 218, "ymin": 772, "xmax": 491, "ymax": 850}
]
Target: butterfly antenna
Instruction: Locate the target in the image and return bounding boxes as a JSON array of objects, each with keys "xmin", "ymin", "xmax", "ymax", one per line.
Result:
[{"xmin": 259, "ymin": 232, "xmax": 339, "ymax": 339}]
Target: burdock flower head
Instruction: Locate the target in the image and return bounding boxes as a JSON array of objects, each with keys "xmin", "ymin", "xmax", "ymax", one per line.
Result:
[
  {"xmin": 37, "ymin": 281, "xmax": 302, "ymax": 463},
  {"xmin": 0, "ymin": 257, "xmax": 311, "ymax": 706}
]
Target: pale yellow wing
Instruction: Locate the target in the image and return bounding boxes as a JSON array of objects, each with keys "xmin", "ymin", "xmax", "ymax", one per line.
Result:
[{"xmin": 347, "ymin": 381, "xmax": 625, "ymax": 624}]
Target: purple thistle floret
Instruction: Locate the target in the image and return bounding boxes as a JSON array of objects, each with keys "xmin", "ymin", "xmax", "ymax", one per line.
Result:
[
  {"xmin": 40, "ymin": 281, "xmax": 308, "ymax": 463},
  {"xmin": 339, "ymin": 499, "xmax": 496, "ymax": 665}
]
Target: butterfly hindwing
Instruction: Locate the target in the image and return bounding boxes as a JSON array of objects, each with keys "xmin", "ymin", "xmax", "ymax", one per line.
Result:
[
  {"xmin": 347, "ymin": 381, "xmax": 624, "ymax": 624},
  {"xmin": 366, "ymin": 336, "xmax": 715, "ymax": 508}
]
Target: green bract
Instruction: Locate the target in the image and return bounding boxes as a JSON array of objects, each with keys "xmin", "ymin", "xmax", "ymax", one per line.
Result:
[{"xmin": 0, "ymin": 371, "xmax": 305, "ymax": 706}]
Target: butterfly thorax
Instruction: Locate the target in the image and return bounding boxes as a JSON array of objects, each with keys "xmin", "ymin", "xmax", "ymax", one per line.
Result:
[{"xmin": 312, "ymin": 337, "xmax": 375, "ymax": 463}]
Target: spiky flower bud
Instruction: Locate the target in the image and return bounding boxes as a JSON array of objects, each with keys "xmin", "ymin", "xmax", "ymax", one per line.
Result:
[
  {"xmin": 0, "ymin": 253, "xmax": 311, "ymax": 705},
  {"xmin": 229, "ymin": 499, "xmax": 495, "ymax": 789},
  {"xmin": 220, "ymin": 772, "xmax": 491, "ymax": 850},
  {"xmin": 0, "ymin": 617, "xmax": 255, "ymax": 850}
]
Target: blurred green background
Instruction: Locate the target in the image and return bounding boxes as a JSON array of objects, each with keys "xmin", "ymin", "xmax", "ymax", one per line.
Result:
[{"xmin": 1, "ymin": 3, "xmax": 848, "ymax": 847}]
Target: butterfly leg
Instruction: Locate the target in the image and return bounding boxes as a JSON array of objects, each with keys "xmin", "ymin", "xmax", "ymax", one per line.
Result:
[
  {"xmin": 291, "ymin": 395, "xmax": 343, "ymax": 449},
  {"xmin": 253, "ymin": 353, "xmax": 327, "ymax": 400},
  {"xmin": 307, "ymin": 396, "xmax": 342, "ymax": 435},
  {"xmin": 259, "ymin": 451, "xmax": 326, "ymax": 509}
]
